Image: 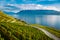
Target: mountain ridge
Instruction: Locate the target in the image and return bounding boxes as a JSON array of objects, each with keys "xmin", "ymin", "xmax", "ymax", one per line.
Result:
[{"xmin": 18, "ymin": 10, "xmax": 60, "ymax": 15}]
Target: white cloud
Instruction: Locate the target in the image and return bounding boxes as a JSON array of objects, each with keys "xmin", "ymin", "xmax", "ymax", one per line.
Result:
[
  {"xmin": 3, "ymin": 9, "xmax": 19, "ymax": 13},
  {"xmin": 45, "ymin": 6, "xmax": 60, "ymax": 11},
  {"xmin": 0, "ymin": 5, "xmax": 20, "ymax": 13},
  {"xmin": 14, "ymin": 4, "xmax": 60, "ymax": 11},
  {"xmin": 0, "ymin": 4, "xmax": 60, "ymax": 13}
]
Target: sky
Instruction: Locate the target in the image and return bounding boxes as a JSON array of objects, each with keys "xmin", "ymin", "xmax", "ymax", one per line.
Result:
[
  {"xmin": 0, "ymin": 0, "xmax": 60, "ymax": 13},
  {"xmin": 0, "ymin": 0, "xmax": 60, "ymax": 4}
]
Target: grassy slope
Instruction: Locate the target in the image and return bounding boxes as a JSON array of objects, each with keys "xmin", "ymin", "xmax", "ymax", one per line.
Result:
[
  {"xmin": 31, "ymin": 24, "xmax": 60, "ymax": 38},
  {"xmin": 0, "ymin": 11, "xmax": 53, "ymax": 40}
]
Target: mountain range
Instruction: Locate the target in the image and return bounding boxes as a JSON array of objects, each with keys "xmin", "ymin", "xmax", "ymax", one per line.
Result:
[
  {"xmin": 18, "ymin": 10, "xmax": 60, "ymax": 15},
  {"xmin": 4, "ymin": 10, "xmax": 60, "ymax": 15}
]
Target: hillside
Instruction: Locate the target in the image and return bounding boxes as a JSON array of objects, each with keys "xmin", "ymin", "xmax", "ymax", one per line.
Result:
[
  {"xmin": 31, "ymin": 24, "xmax": 60, "ymax": 38},
  {"xmin": 0, "ymin": 11, "xmax": 53, "ymax": 40},
  {"xmin": 18, "ymin": 10, "xmax": 60, "ymax": 15}
]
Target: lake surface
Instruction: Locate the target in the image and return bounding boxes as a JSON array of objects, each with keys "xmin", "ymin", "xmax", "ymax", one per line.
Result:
[{"xmin": 6, "ymin": 13, "xmax": 60, "ymax": 29}]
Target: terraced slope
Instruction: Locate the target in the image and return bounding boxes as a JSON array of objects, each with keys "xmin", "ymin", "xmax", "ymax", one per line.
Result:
[
  {"xmin": 0, "ymin": 11, "xmax": 53, "ymax": 40},
  {"xmin": 31, "ymin": 24, "xmax": 60, "ymax": 38}
]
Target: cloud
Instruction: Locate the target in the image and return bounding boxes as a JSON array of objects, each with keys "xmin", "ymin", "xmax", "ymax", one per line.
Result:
[
  {"xmin": 0, "ymin": 4, "xmax": 20, "ymax": 13},
  {"xmin": 12, "ymin": 4, "xmax": 60, "ymax": 11},
  {"xmin": 0, "ymin": 4, "xmax": 60, "ymax": 13},
  {"xmin": 45, "ymin": 6, "xmax": 60, "ymax": 11},
  {"xmin": 4, "ymin": 10, "xmax": 19, "ymax": 13}
]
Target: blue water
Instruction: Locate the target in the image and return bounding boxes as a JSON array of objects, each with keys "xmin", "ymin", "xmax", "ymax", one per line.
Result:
[{"xmin": 5, "ymin": 13, "xmax": 60, "ymax": 29}]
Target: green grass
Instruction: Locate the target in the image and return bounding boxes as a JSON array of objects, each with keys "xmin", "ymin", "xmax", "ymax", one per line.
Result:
[
  {"xmin": 31, "ymin": 24, "xmax": 60, "ymax": 38},
  {"xmin": 0, "ymin": 11, "xmax": 53, "ymax": 40},
  {"xmin": 0, "ymin": 34, "xmax": 4, "ymax": 40},
  {"xmin": 0, "ymin": 22, "xmax": 53, "ymax": 40}
]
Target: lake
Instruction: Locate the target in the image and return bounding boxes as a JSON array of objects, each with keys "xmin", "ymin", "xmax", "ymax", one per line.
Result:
[{"xmin": 5, "ymin": 12, "xmax": 60, "ymax": 29}]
